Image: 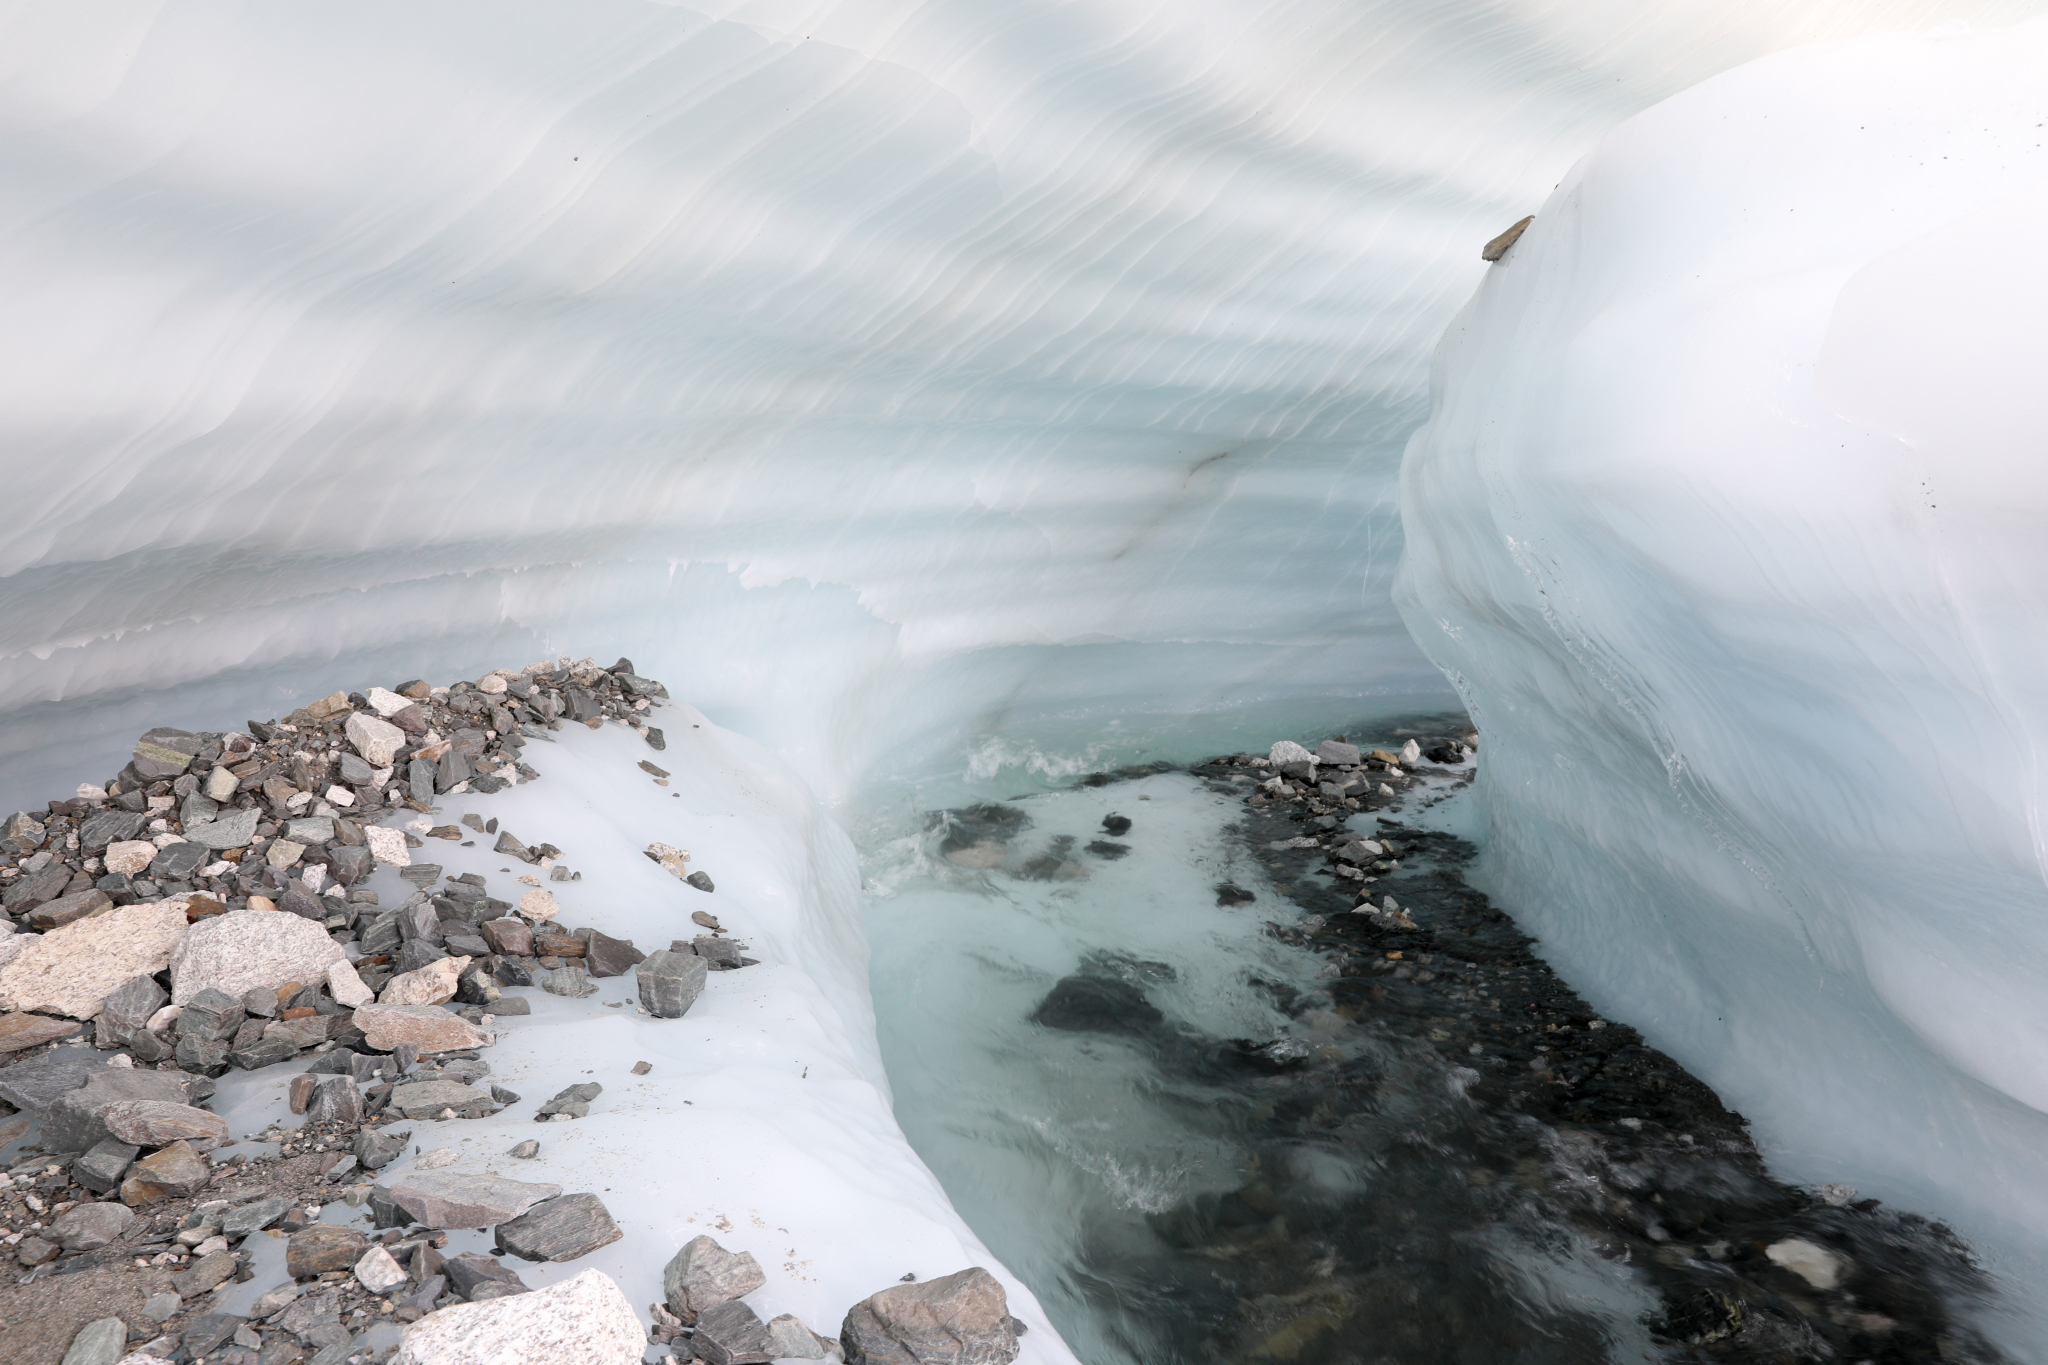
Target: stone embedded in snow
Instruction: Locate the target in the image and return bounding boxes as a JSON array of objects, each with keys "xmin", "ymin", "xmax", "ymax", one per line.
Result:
[
  {"xmin": 840, "ymin": 1268, "xmax": 1021, "ymax": 1365},
  {"xmin": 493, "ymin": 1193, "xmax": 623, "ymax": 1262},
  {"xmin": 380, "ymin": 955, "xmax": 471, "ymax": 1006},
  {"xmin": 0, "ymin": 900, "xmax": 188, "ymax": 1019},
  {"xmin": 365, "ymin": 825, "xmax": 412, "ymax": 868},
  {"xmin": 0, "ymin": 1010, "xmax": 83, "ymax": 1053},
  {"xmin": 346, "ymin": 712, "xmax": 407, "ymax": 768},
  {"xmin": 169, "ymin": 908, "xmax": 344, "ymax": 1005},
  {"xmin": 637, "ymin": 950, "xmax": 707, "ymax": 1019},
  {"xmin": 181, "ymin": 807, "xmax": 259, "ymax": 850},
  {"xmin": 767, "ymin": 1315, "xmax": 832, "ymax": 1360},
  {"xmin": 104, "ymin": 840, "xmax": 158, "ymax": 876},
  {"xmin": 663, "ymin": 1235, "xmax": 766, "ymax": 1317},
  {"xmin": 356, "ymin": 1243, "xmax": 409, "ymax": 1295},
  {"xmin": 52, "ymin": 1201, "xmax": 136, "ymax": 1253},
  {"xmin": 647, "ymin": 842, "xmax": 691, "ymax": 880},
  {"xmin": 581, "ymin": 930, "xmax": 642, "ymax": 978},
  {"xmin": 327, "ymin": 960, "xmax": 375, "ymax": 1007},
  {"xmin": 1765, "ymin": 1238, "xmax": 1846, "ymax": 1290},
  {"xmin": 414, "ymin": 1147, "xmax": 459, "ymax": 1170},
  {"xmin": 694, "ymin": 1299, "xmax": 775, "ymax": 1365},
  {"xmin": 517, "ymin": 889, "xmax": 560, "ymax": 922},
  {"xmin": 353, "ymin": 1003, "xmax": 489, "ymax": 1054},
  {"xmin": 389, "ymin": 1170, "xmax": 564, "ymax": 1229},
  {"xmin": 391, "ymin": 1267, "xmax": 641, "ymax": 1365},
  {"xmin": 481, "ymin": 919, "xmax": 532, "ymax": 956},
  {"xmin": 100, "ymin": 1099, "xmax": 229, "ymax": 1147},
  {"xmin": 121, "ymin": 1140, "xmax": 211, "ymax": 1204},
  {"xmin": 367, "ymin": 687, "xmax": 415, "ymax": 718},
  {"xmin": 535, "ymin": 1082, "xmax": 601, "ymax": 1120},
  {"xmin": 390, "ymin": 1079, "xmax": 494, "ymax": 1120},
  {"xmin": 539, "ymin": 964, "xmax": 596, "ymax": 998}
]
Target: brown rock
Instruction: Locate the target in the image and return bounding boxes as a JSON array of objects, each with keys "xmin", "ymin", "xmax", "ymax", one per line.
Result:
[
  {"xmin": 287, "ymin": 1224, "xmax": 370, "ymax": 1278},
  {"xmin": 121, "ymin": 1140, "xmax": 211, "ymax": 1204},
  {"xmin": 290, "ymin": 1072, "xmax": 317, "ymax": 1114},
  {"xmin": 481, "ymin": 919, "xmax": 533, "ymax": 956},
  {"xmin": 0, "ymin": 1011, "xmax": 83, "ymax": 1053},
  {"xmin": 532, "ymin": 931, "xmax": 584, "ymax": 958},
  {"xmin": 353, "ymin": 1003, "xmax": 490, "ymax": 1054},
  {"xmin": 172, "ymin": 1249, "xmax": 241, "ymax": 1297},
  {"xmin": 99, "ymin": 1099, "xmax": 229, "ymax": 1147},
  {"xmin": 840, "ymin": 1268, "xmax": 1021, "ymax": 1365},
  {"xmin": 1481, "ymin": 214, "xmax": 1534, "ymax": 263}
]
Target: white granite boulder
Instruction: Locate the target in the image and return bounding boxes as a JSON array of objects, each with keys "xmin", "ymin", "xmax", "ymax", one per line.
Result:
[
  {"xmin": 0, "ymin": 901, "xmax": 188, "ymax": 1019},
  {"xmin": 169, "ymin": 909, "xmax": 343, "ymax": 1005},
  {"xmin": 392, "ymin": 1268, "xmax": 642, "ymax": 1365}
]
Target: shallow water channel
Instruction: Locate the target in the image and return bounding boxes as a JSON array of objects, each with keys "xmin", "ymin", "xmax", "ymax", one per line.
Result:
[{"xmin": 860, "ymin": 745, "xmax": 2009, "ymax": 1365}]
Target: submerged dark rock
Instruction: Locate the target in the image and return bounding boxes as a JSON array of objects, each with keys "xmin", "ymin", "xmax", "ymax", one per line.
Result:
[{"xmin": 1030, "ymin": 974, "xmax": 1163, "ymax": 1036}]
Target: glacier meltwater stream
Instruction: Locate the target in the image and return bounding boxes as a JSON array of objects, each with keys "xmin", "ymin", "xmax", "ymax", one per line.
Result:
[{"xmin": 859, "ymin": 725, "xmax": 2013, "ymax": 1365}]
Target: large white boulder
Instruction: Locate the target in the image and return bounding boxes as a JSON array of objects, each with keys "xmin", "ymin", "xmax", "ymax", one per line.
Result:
[
  {"xmin": 0, "ymin": 901, "xmax": 188, "ymax": 1019},
  {"xmin": 169, "ymin": 908, "xmax": 343, "ymax": 1005},
  {"xmin": 392, "ymin": 1267, "xmax": 641, "ymax": 1365}
]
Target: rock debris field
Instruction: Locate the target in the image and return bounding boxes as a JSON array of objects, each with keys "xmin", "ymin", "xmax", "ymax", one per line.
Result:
[{"xmin": 0, "ymin": 659, "xmax": 1025, "ymax": 1365}]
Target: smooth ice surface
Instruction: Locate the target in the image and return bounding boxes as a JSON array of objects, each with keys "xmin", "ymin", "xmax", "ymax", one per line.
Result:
[
  {"xmin": 201, "ymin": 710, "xmax": 1075, "ymax": 1365},
  {"xmin": 1398, "ymin": 17, "xmax": 2048, "ymax": 1327},
  {"xmin": 5, "ymin": 1, "xmax": 2046, "ymax": 805}
]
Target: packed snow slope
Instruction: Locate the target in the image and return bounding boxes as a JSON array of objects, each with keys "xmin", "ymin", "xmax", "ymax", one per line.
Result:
[
  {"xmin": 1398, "ymin": 17, "xmax": 2048, "ymax": 1307},
  {"xmin": 3, "ymin": 0, "xmax": 2045, "ymax": 807}
]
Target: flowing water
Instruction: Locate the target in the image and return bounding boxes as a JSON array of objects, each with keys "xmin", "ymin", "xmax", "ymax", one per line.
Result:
[{"xmin": 860, "ymin": 728, "xmax": 2009, "ymax": 1365}]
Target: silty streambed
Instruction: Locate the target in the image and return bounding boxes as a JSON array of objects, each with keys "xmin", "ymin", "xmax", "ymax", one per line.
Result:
[{"xmin": 860, "ymin": 731, "xmax": 2008, "ymax": 1365}]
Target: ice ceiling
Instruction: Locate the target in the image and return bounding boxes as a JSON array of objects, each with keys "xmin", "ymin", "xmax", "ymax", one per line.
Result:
[{"xmin": 3, "ymin": 0, "xmax": 2038, "ymax": 804}]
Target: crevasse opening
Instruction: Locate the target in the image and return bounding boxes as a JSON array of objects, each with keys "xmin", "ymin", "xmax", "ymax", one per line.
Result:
[{"xmin": 5, "ymin": 2, "xmax": 2048, "ymax": 1362}]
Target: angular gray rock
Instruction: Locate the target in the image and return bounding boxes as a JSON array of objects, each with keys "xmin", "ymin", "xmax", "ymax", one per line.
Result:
[
  {"xmin": 221, "ymin": 1196, "xmax": 290, "ymax": 1239},
  {"xmin": 840, "ymin": 1268, "xmax": 1022, "ymax": 1365},
  {"xmin": 355, "ymin": 1125, "xmax": 411, "ymax": 1171},
  {"xmin": 100, "ymin": 1098, "xmax": 230, "ymax": 1146},
  {"xmin": 181, "ymin": 806, "xmax": 260, "ymax": 850},
  {"xmin": 694, "ymin": 1299, "xmax": 775, "ymax": 1365},
  {"xmin": 1312, "ymin": 740, "xmax": 1362, "ymax": 767},
  {"xmin": 579, "ymin": 929, "xmax": 643, "ymax": 978},
  {"xmin": 51, "ymin": 1200, "xmax": 136, "ymax": 1252},
  {"xmin": 131, "ymin": 728, "xmax": 203, "ymax": 781},
  {"xmin": 389, "ymin": 1170, "xmax": 563, "ymax": 1229},
  {"xmin": 767, "ymin": 1314, "xmax": 833, "ymax": 1359},
  {"xmin": 536, "ymin": 1081, "xmax": 601, "ymax": 1120},
  {"xmin": 73, "ymin": 1138, "xmax": 140, "ymax": 1195},
  {"xmin": 178, "ymin": 987, "xmax": 246, "ymax": 1041},
  {"xmin": 150, "ymin": 839, "xmax": 210, "ymax": 882},
  {"xmin": 284, "ymin": 816, "xmax": 336, "ymax": 845},
  {"xmin": 59, "ymin": 1316, "xmax": 127, "ymax": 1365},
  {"xmin": 663, "ymin": 1235, "xmax": 766, "ymax": 1318},
  {"xmin": 41, "ymin": 1068, "xmax": 206, "ymax": 1152},
  {"xmin": 692, "ymin": 935, "xmax": 745, "ymax": 969},
  {"xmin": 443, "ymin": 1251, "xmax": 529, "ymax": 1301},
  {"xmin": 493, "ymin": 1193, "xmax": 623, "ymax": 1262},
  {"xmin": 636, "ymin": 949, "xmax": 707, "ymax": 1019},
  {"xmin": 390, "ymin": 1267, "xmax": 640, "ymax": 1365},
  {"xmin": 389, "ymin": 1079, "xmax": 495, "ymax": 1120},
  {"xmin": 0, "ymin": 1047, "xmax": 113, "ymax": 1111},
  {"xmin": 306, "ymin": 1074, "xmax": 366, "ymax": 1125},
  {"xmin": 79, "ymin": 808, "xmax": 147, "ymax": 852}
]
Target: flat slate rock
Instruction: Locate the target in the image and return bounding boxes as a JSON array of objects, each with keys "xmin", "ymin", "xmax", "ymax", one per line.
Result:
[
  {"xmin": 493, "ymin": 1193, "xmax": 624, "ymax": 1263},
  {"xmin": 389, "ymin": 1170, "xmax": 563, "ymax": 1229},
  {"xmin": 0, "ymin": 1045, "xmax": 107, "ymax": 1109}
]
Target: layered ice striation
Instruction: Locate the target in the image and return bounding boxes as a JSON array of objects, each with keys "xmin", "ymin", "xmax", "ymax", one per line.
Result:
[
  {"xmin": 1398, "ymin": 16, "xmax": 2048, "ymax": 1310},
  {"xmin": 3, "ymin": 0, "xmax": 2043, "ymax": 804}
]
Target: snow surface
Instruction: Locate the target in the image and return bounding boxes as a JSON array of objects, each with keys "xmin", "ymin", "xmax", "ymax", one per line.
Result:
[
  {"xmin": 1398, "ymin": 16, "xmax": 2048, "ymax": 1324},
  {"xmin": 4, "ymin": 0, "xmax": 2044, "ymax": 805},
  {"xmin": 201, "ymin": 710, "xmax": 1075, "ymax": 1365}
]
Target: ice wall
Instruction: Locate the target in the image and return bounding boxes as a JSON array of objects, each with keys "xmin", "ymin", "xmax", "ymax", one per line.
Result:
[
  {"xmin": 1398, "ymin": 17, "xmax": 2048, "ymax": 1312},
  {"xmin": 4, "ymin": 0, "xmax": 2043, "ymax": 807}
]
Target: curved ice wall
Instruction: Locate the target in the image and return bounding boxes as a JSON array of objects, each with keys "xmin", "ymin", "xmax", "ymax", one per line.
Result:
[
  {"xmin": 1399, "ymin": 18, "xmax": 2048, "ymax": 1299},
  {"xmin": 3, "ymin": 0, "xmax": 2040, "ymax": 806}
]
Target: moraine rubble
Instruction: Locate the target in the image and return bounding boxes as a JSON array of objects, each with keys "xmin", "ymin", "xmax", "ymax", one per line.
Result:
[{"xmin": 0, "ymin": 659, "xmax": 1023, "ymax": 1365}]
